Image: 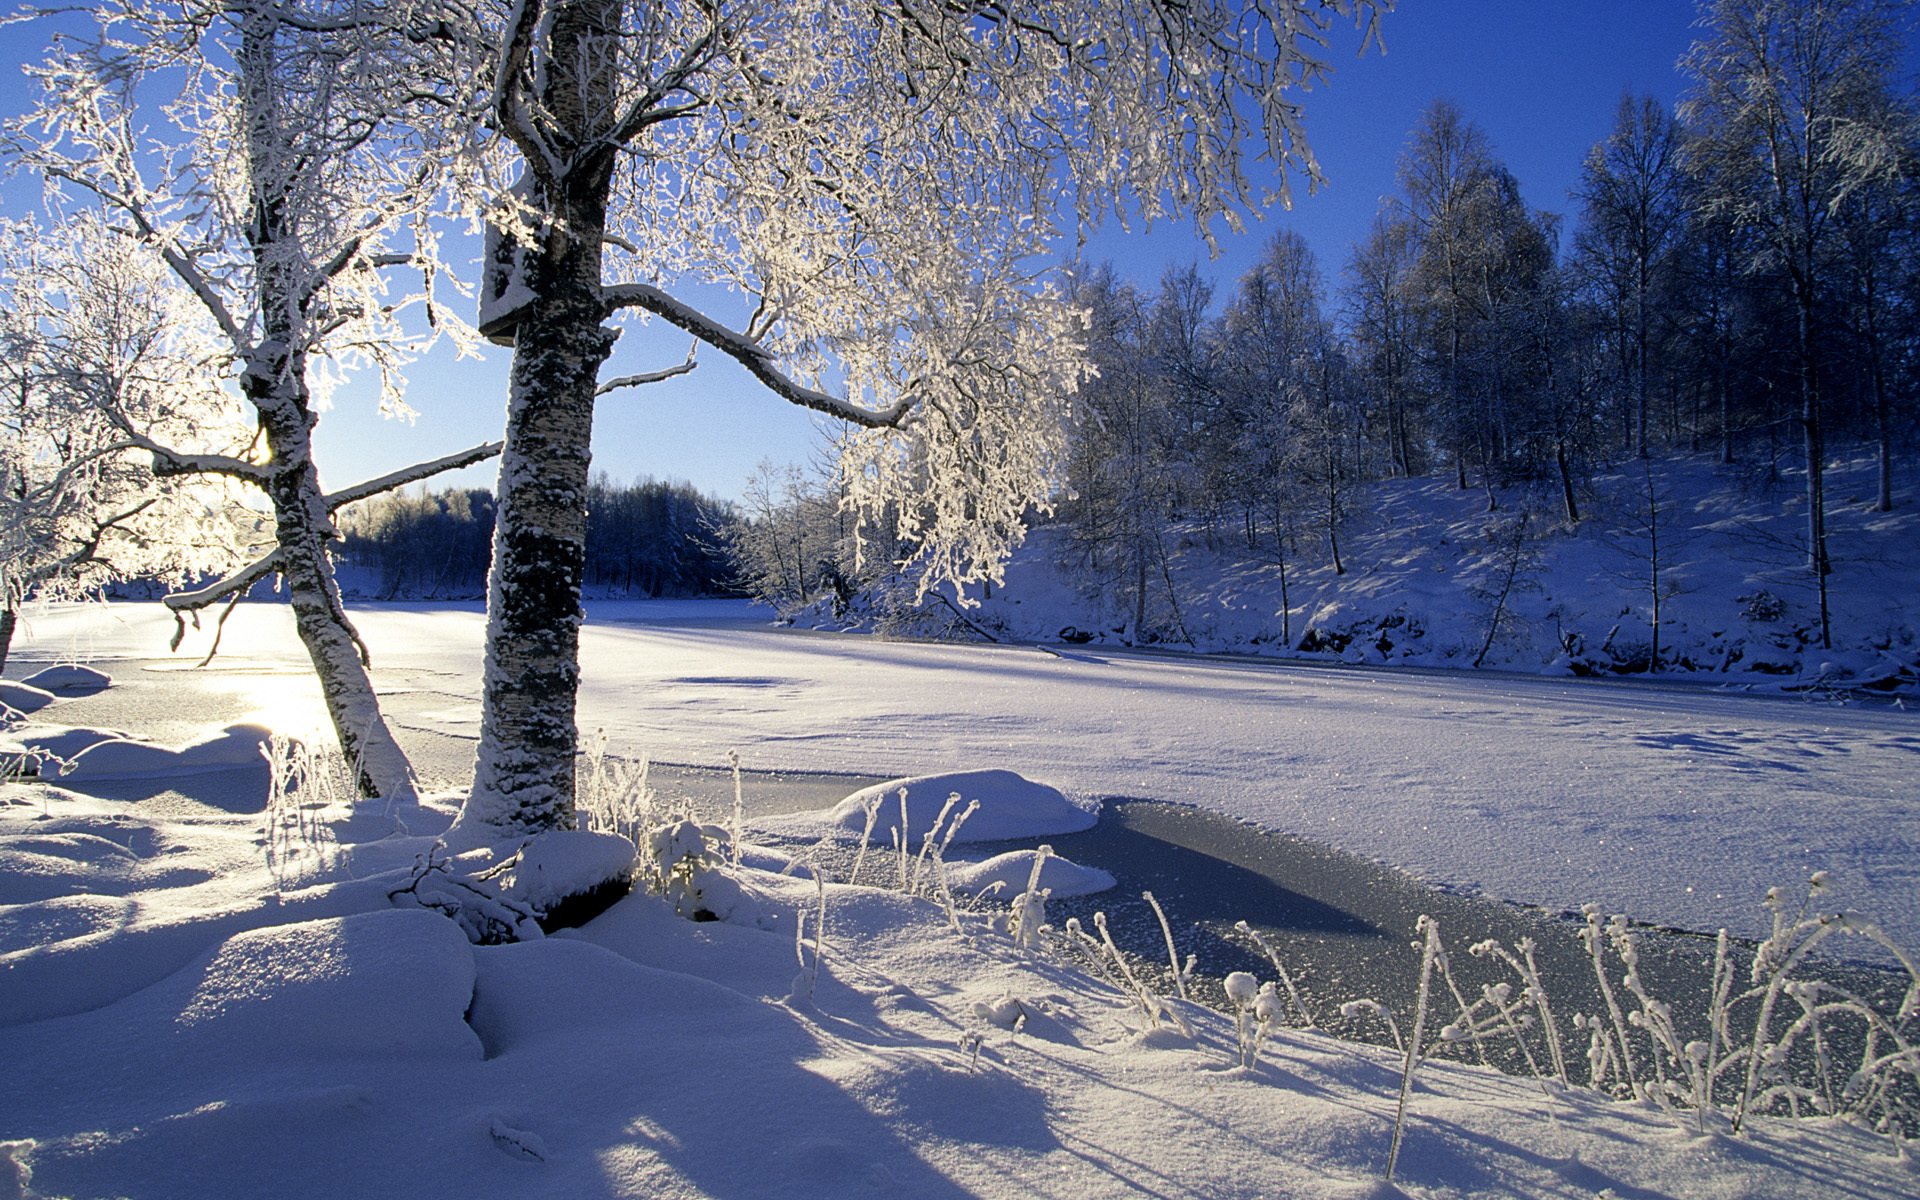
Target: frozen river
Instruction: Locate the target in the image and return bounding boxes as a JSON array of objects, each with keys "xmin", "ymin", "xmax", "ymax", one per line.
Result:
[{"xmin": 14, "ymin": 598, "xmax": 1919, "ymax": 953}]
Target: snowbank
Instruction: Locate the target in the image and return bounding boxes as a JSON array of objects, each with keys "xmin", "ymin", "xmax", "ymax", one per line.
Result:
[
  {"xmin": 61, "ymin": 722, "xmax": 275, "ymax": 781},
  {"xmin": 759, "ymin": 769, "xmax": 1097, "ymax": 845},
  {"xmin": 0, "ymin": 680, "xmax": 57, "ymax": 719},
  {"xmin": 945, "ymin": 848, "xmax": 1116, "ymax": 899}
]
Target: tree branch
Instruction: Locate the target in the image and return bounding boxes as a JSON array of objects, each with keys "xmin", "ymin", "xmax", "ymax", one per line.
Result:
[
  {"xmin": 324, "ymin": 440, "xmax": 505, "ymax": 512},
  {"xmin": 130, "ymin": 431, "xmax": 272, "ymax": 485},
  {"xmin": 164, "ymin": 552, "xmax": 283, "ymax": 616},
  {"xmin": 601, "ymin": 284, "xmax": 914, "ymax": 428},
  {"xmin": 595, "ymin": 342, "xmax": 698, "ymax": 396}
]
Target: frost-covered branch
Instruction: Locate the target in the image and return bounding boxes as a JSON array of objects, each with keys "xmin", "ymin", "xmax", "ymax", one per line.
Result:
[
  {"xmin": 602, "ymin": 284, "xmax": 913, "ymax": 428},
  {"xmin": 595, "ymin": 343, "xmax": 699, "ymax": 397},
  {"xmin": 324, "ymin": 440, "xmax": 505, "ymax": 512},
  {"xmin": 163, "ymin": 551, "xmax": 283, "ymax": 615}
]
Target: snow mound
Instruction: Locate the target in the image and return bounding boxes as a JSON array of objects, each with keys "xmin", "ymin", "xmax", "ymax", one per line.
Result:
[
  {"xmin": 810, "ymin": 769, "xmax": 1096, "ymax": 844},
  {"xmin": 62, "ymin": 722, "xmax": 275, "ymax": 780},
  {"xmin": 9, "ymin": 725, "xmax": 133, "ymax": 766},
  {"xmin": 507, "ymin": 829, "xmax": 636, "ymax": 913},
  {"xmin": 467, "ymin": 936, "xmax": 659, "ymax": 1056},
  {"xmin": 167, "ymin": 909, "xmax": 481, "ymax": 1063},
  {"xmin": 945, "ymin": 849, "xmax": 1116, "ymax": 899},
  {"xmin": 22, "ymin": 664, "xmax": 111, "ymax": 696},
  {"xmin": 0, "ymin": 680, "xmax": 57, "ymax": 719}
]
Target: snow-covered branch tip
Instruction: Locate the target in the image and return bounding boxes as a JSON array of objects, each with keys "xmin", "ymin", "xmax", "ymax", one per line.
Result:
[
  {"xmin": 324, "ymin": 441, "xmax": 506, "ymax": 512},
  {"xmin": 163, "ymin": 551, "xmax": 282, "ymax": 617},
  {"xmin": 601, "ymin": 284, "xmax": 914, "ymax": 429},
  {"xmin": 596, "ymin": 342, "xmax": 699, "ymax": 397}
]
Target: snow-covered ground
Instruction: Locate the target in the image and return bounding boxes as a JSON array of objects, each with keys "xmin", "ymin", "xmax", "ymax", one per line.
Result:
[
  {"xmin": 929, "ymin": 454, "xmax": 1920, "ymax": 690},
  {"xmin": 4, "ymin": 597, "xmax": 1918, "ymax": 1198}
]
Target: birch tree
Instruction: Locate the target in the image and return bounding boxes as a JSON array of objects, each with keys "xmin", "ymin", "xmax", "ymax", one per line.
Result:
[
  {"xmin": 8, "ymin": 0, "xmax": 500, "ymax": 798},
  {"xmin": 0, "ymin": 212, "xmax": 245, "ymax": 673},
  {"xmin": 457, "ymin": 0, "xmax": 1387, "ymax": 837},
  {"xmin": 1682, "ymin": 0, "xmax": 1912, "ymax": 649}
]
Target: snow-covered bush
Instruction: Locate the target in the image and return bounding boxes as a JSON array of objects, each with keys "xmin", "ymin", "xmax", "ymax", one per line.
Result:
[{"xmin": 643, "ymin": 816, "xmax": 732, "ymax": 919}]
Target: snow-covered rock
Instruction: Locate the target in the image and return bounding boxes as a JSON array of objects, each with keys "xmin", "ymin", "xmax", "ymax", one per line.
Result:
[
  {"xmin": 945, "ymin": 849, "xmax": 1116, "ymax": 899},
  {"xmin": 507, "ymin": 829, "xmax": 636, "ymax": 931},
  {"xmin": 821, "ymin": 769, "xmax": 1097, "ymax": 843},
  {"xmin": 22, "ymin": 664, "xmax": 111, "ymax": 696}
]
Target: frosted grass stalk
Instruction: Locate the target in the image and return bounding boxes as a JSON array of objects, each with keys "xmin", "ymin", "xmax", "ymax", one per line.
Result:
[
  {"xmin": 728, "ymin": 750, "xmax": 743, "ymax": 868},
  {"xmin": 1235, "ymin": 920, "xmax": 1316, "ymax": 1027},
  {"xmin": 1142, "ymin": 891, "xmax": 1192, "ymax": 1002},
  {"xmin": 849, "ymin": 795, "xmax": 882, "ymax": 885},
  {"xmin": 1387, "ymin": 915, "xmax": 1441, "ymax": 1184},
  {"xmin": 909, "ymin": 792, "xmax": 961, "ymax": 895}
]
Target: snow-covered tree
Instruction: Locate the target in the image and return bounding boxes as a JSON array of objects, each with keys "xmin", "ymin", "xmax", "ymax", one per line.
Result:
[
  {"xmin": 1682, "ymin": 0, "xmax": 1913, "ymax": 648},
  {"xmin": 457, "ymin": 0, "xmax": 1387, "ymax": 836},
  {"xmin": 0, "ymin": 212, "xmax": 246, "ymax": 672},
  {"xmin": 7, "ymin": 0, "xmax": 501, "ymax": 797},
  {"xmin": 1573, "ymin": 93, "xmax": 1687, "ymax": 460}
]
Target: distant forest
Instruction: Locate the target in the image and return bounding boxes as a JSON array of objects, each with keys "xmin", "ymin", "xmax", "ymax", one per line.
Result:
[
  {"xmin": 338, "ymin": 476, "xmax": 736, "ymax": 599},
  {"xmin": 726, "ymin": 82, "xmax": 1920, "ymax": 649}
]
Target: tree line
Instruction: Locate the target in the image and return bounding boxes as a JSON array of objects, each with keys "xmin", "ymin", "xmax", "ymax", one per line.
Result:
[
  {"xmin": 337, "ymin": 476, "xmax": 737, "ymax": 600},
  {"xmin": 729, "ymin": 2, "xmax": 1919, "ymax": 654}
]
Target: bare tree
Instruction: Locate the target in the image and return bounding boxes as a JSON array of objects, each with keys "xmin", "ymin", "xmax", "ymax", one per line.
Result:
[
  {"xmin": 1574, "ymin": 93, "xmax": 1687, "ymax": 460},
  {"xmin": 8, "ymin": 0, "xmax": 501, "ymax": 799}
]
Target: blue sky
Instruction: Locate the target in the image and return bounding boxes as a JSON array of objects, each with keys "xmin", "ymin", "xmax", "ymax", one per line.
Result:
[{"xmin": 5, "ymin": 2, "xmax": 1727, "ymax": 502}]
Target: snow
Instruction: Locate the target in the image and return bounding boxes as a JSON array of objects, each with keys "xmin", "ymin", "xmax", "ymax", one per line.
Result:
[
  {"xmin": 761, "ymin": 768, "xmax": 1098, "ymax": 845},
  {"xmin": 945, "ymin": 848, "xmax": 1117, "ymax": 899},
  {"xmin": 20, "ymin": 664, "xmax": 111, "ymax": 696},
  {"xmin": 3, "ymin": 591, "xmax": 1918, "ymax": 1197}
]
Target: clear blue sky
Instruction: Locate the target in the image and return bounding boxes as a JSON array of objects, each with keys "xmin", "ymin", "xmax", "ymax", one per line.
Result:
[{"xmin": 2, "ymin": 2, "xmax": 1743, "ymax": 502}]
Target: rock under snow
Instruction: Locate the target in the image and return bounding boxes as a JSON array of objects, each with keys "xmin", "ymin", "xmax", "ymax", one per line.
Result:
[
  {"xmin": 167, "ymin": 909, "xmax": 482, "ymax": 1063},
  {"xmin": 22, "ymin": 664, "xmax": 111, "ymax": 696},
  {"xmin": 61, "ymin": 723, "xmax": 276, "ymax": 780},
  {"xmin": 821, "ymin": 769, "xmax": 1097, "ymax": 844},
  {"xmin": 507, "ymin": 829, "xmax": 636, "ymax": 930},
  {"xmin": 945, "ymin": 849, "xmax": 1116, "ymax": 899}
]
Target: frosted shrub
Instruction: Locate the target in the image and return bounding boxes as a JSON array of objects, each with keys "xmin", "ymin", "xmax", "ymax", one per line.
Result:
[
  {"xmin": 644, "ymin": 816, "xmax": 731, "ymax": 918},
  {"xmin": 389, "ymin": 843, "xmax": 541, "ymax": 945},
  {"xmin": 577, "ymin": 732, "xmax": 655, "ymax": 847},
  {"xmin": 261, "ymin": 734, "xmax": 351, "ymax": 894}
]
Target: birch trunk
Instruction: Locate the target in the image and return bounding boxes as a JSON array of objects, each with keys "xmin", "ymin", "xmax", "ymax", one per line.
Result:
[
  {"xmin": 456, "ymin": 0, "xmax": 621, "ymax": 838},
  {"xmin": 250, "ymin": 366, "xmax": 419, "ymax": 804}
]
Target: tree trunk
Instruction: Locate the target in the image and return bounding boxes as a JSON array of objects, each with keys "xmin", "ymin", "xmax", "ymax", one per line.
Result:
[
  {"xmin": 252, "ymin": 375, "xmax": 419, "ymax": 804},
  {"xmin": 461, "ymin": 242, "xmax": 613, "ymax": 838},
  {"xmin": 1557, "ymin": 440, "xmax": 1580, "ymax": 525},
  {"xmin": 0, "ymin": 604, "xmax": 15, "ymax": 676},
  {"xmin": 1795, "ymin": 282, "xmax": 1832, "ymax": 651}
]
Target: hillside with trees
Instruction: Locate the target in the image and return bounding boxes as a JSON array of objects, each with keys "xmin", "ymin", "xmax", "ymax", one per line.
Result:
[{"xmin": 734, "ymin": 0, "xmax": 1920, "ymax": 692}]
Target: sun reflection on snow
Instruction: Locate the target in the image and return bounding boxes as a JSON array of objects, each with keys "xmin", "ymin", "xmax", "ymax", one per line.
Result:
[{"xmin": 197, "ymin": 669, "xmax": 334, "ymax": 741}]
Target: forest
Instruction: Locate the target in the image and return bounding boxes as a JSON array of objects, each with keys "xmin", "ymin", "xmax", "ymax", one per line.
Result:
[
  {"xmin": 336, "ymin": 476, "xmax": 736, "ymax": 600},
  {"xmin": 729, "ymin": 65, "xmax": 1920, "ymax": 659}
]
